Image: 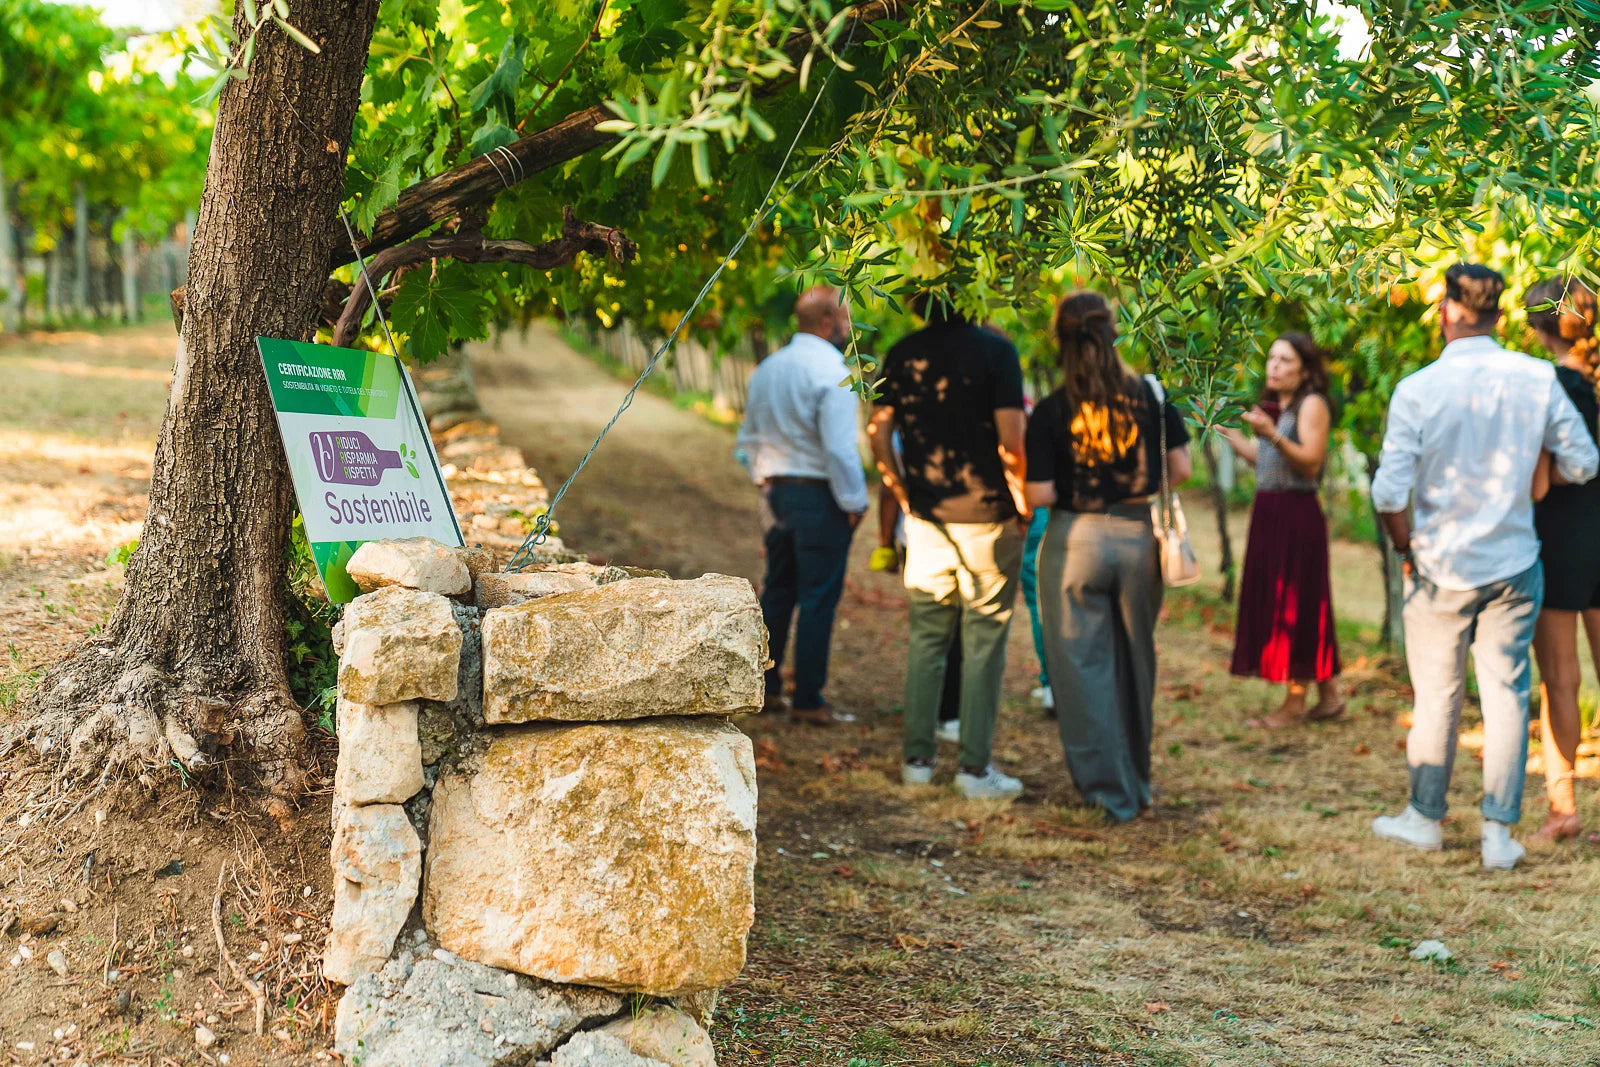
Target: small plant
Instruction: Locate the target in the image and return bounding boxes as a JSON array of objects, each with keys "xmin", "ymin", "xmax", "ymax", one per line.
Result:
[
  {"xmin": 151, "ymin": 973, "xmax": 177, "ymax": 1020},
  {"xmin": 285, "ymin": 514, "xmax": 340, "ymax": 724},
  {"xmin": 104, "ymin": 538, "xmax": 139, "ymax": 567}
]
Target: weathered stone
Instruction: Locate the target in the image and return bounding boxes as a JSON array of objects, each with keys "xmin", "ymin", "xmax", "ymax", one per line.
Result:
[
  {"xmin": 598, "ymin": 565, "xmax": 671, "ymax": 585},
  {"xmin": 481, "ymin": 575, "xmax": 764, "ymax": 723},
  {"xmin": 335, "ymin": 950, "xmax": 623, "ymax": 1067},
  {"xmin": 324, "ymin": 805, "xmax": 422, "ymax": 986},
  {"xmin": 459, "ymin": 545, "xmax": 497, "ymax": 580},
  {"xmin": 474, "ymin": 570, "xmax": 597, "ymax": 611},
  {"xmin": 334, "ymin": 700, "xmax": 423, "ymax": 805},
  {"xmin": 548, "ymin": 1032, "xmax": 670, "ymax": 1067},
  {"xmin": 347, "ymin": 537, "xmax": 472, "ymax": 596},
  {"xmin": 597, "ymin": 1007, "xmax": 715, "ymax": 1067},
  {"xmin": 339, "ymin": 586, "xmax": 462, "ymax": 705},
  {"xmin": 672, "ymin": 990, "xmax": 718, "ymax": 1031},
  {"xmin": 424, "ymin": 719, "xmax": 756, "ymax": 996}
]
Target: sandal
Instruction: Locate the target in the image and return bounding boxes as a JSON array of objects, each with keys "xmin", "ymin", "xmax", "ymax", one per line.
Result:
[
  {"xmin": 1529, "ymin": 812, "xmax": 1581, "ymax": 844},
  {"xmin": 1307, "ymin": 700, "xmax": 1347, "ymax": 723}
]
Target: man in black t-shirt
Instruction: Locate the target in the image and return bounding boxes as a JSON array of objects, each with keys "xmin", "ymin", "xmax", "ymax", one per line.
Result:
[{"xmin": 868, "ymin": 297, "xmax": 1029, "ymax": 802}]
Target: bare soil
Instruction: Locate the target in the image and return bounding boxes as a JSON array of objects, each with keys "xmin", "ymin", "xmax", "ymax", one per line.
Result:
[{"xmin": 0, "ymin": 323, "xmax": 1596, "ymax": 1067}]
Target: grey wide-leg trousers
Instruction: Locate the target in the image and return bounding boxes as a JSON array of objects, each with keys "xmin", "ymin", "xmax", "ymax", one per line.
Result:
[{"xmin": 1037, "ymin": 505, "xmax": 1162, "ymax": 823}]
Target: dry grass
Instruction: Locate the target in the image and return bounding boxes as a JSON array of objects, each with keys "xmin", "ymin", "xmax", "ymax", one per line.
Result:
[
  {"xmin": 4, "ymin": 325, "xmax": 1598, "ymax": 1066},
  {"xmin": 727, "ymin": 570, "xmax": 1600, "ymax": 1067}
]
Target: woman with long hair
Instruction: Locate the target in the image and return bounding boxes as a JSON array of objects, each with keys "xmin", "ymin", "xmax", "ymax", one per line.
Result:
[
  {"xmin": 1218, "ymin": 333, "xmax": 1344, "ymax": 728},
  {"xmin": 1525, "ymin": 277, "xmax": 1600, "ymax": 843},
  {"xmin": 1024, "ymin": 291, "xmax": 1192, "ymax": 823}
]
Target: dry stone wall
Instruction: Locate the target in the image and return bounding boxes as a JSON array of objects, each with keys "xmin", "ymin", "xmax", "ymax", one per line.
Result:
[{"xmin": 324, "ymin": 537, "xmax": 762, "ymax": 1067}]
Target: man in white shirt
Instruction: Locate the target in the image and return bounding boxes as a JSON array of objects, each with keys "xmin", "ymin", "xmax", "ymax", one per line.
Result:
[
  {"xmin": 737, "ymin": 286, "xmax": 869, "ymax": 724},
  {"xmin": 1370, "ymin": 263, "xmax": 1599, "ymax": 870}
]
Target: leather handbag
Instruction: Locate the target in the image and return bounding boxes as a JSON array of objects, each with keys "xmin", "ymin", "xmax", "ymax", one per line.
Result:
[{"xmin": 1144, "ymin": 375, "xmax": 1202, "ymax": 588}]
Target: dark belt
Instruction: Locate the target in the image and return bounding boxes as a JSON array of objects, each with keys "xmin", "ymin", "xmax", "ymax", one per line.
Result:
[{"xmin": 763, "ymin": 476, "xmax": 829, "ymax": 488}]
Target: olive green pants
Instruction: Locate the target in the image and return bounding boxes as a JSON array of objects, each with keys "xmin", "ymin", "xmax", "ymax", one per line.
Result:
[
  {"xmin": 1037, "ymin": 506, "xmax": 1162, "ymax": 823},
  {"xmin": 902, "ymin": 515, "xmax": 1023, "ymax": 769}
]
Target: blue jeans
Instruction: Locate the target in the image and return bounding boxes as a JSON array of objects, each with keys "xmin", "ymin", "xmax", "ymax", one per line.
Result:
[
  {"xmin": 1403, "ymin": 561, "xmax": 1543, "ymax": 824},
  {"xmin": 761, "ymin": 483, "xmax": 855, "ymax": 709},
  {"xmin": 1021, "ymin": 507, "xmax": 1051, "ymax": 687}
]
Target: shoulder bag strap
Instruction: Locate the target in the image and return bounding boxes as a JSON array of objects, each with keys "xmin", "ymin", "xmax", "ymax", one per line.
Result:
[{"xmin": 1144, "ymin": 374, "xmax": 1171, "ymax": 532}]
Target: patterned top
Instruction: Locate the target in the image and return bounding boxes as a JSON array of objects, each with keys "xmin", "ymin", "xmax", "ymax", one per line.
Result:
[{"xmin": 1256, "ymin": 401, "xmax": 1320, "ymax": 492}]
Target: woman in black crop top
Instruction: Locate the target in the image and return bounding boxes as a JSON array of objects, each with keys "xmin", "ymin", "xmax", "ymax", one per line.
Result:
[
  {"xmin": 1524, "ymin": 277, "xmax": 1600, "ymax": 844},
  {"xmin": 1022, "ymin": 291, "xmax": 1192, "ymax": 824}
]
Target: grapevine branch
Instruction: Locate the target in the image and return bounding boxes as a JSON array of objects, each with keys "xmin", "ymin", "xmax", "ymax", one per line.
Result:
[
  {"xmin": 331, "ymin": 206, "xmax": 636, "ymax": 348},
  {"xmin": 332, "ymin": 0, "xmax": 905, "ymax": 269}
]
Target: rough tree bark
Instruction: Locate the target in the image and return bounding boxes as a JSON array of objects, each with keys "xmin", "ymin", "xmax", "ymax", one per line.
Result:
[{"xmin": 19, "ymin": 1, "xmax": 383, "ymax": 793}]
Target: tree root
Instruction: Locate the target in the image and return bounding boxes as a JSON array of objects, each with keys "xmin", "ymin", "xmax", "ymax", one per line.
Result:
[
  {"xmin": 213, "ymin": 864, "xmax": 268, "ymax": 1036},
  {"xmin": 16, "ymin": 640, "xmax": 310, "ymax": 797}
]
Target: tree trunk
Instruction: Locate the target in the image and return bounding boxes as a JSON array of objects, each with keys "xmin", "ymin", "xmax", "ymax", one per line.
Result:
[
  {"xmin": 1201, "ymin": 432, "xmax": 1236, "ymax": 601},
  {"xmin": 0, "ymin": 155, "xmax": 17, "ymax": 333},
  {"xmin": 1363, "ymin": 452, "xmax": 1405, "ymax": 655},
  {"xmin": 21, "ymin": 2, "xmax": 382, "ymax": 794},
  {"xmin": 72, "ymin": 182, "xmax": 89, "ymax": 316},
  {"xmin": 120, "ymin": 214, "xmax": 139, "ymax": 323},
  {"xmin": 46, "ymin": 243, "xmax": 62, "ymax": 322}
]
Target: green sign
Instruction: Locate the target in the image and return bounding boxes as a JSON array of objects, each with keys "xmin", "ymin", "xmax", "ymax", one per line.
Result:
[{"xmin": 258, "ymin": 337, "xmax": 463, "ymax": 602}]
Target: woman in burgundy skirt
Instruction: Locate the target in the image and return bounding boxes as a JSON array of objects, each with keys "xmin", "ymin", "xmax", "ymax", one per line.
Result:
[{"xmin": 1218, "ymin": 333, "xmax": 1344, "ymax": 728}]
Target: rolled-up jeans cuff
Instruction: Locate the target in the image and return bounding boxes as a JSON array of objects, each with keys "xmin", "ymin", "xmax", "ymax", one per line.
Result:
[{"xmin": 1481, "ymin": 799, "xmax": 1521, "ymax": 826}]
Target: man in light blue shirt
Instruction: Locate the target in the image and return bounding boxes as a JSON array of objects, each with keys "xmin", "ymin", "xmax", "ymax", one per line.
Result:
[
  {"xmin": 1370, "ymin": 263, "xmax": 1599, "ymax": 870},
  {"xmin": 737, "ymin": 286, "xmax": 868, "ymax": 723}
]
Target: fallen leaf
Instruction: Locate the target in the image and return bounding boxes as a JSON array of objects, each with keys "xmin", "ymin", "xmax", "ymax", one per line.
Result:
[
  {"xmin": 1352, "ymin": 743, "xmax": 1372, "ymax": 756},
  {"xmin": 819, "ymin": 748, "xmax": 864, "ymax": 774},
  {"xmin": 754, "ymin": 738, "xmax": 784, "ymax": 772},
  {"xmin": 832, "ymin": 865, "xmax": 855, "ymax": 879},
  {"xmin": 890, "ymin": 933, "xmax": 928, "ymax": 951},
  {"xmin": 1145, "ymin": 1002, "xmax": 1171, "ymax": 1014}
]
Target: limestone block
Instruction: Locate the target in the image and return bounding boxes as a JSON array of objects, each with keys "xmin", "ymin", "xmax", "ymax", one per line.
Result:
[
  {"xmin": 481, "ymin": 574, "xmax": 764, "ymax": 723},
  {"xmin": 475, "ymin": 570, "xmax": 597, "ymax": 611},
  {"xmin": 458, "ymin": 545, "xmax": 496, "ymax": 580},
  {"xmin": 597, "ymin": 1007, "xmax": 715, "ymax": 1067},
  {"xmin": 324, "ymin": 804, "xmax": 422, "ymax": 985},
  {"xmin": 334, "ymin": 700, "xmax": 424, "ymax": 805},
  {"xmin": 347, "ymin": 537, "xmax": 472, "ymax": 596},
  {"xmin": 424, "ymin": 718, "xmax": 757, "ymax": 996},
  {"xmin": 672, "ymin": 990, "xmax": 718, "ymax": 1030},
  {"xmin": 549, "ymin": 1032, "xmax": 670, "ymax": 1067},
  {"xmin": 335, "ymin": 950, "xmax": 623, "ymax": 1067},
  {"xmin": 339, "ymin": 586, "xmax": 462, "ymax": 705}
]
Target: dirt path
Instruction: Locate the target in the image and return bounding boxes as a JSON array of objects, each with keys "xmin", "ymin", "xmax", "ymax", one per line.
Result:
[{"xmin": 473, "ymin": 324, "xmax": 763, "ymax": 580}]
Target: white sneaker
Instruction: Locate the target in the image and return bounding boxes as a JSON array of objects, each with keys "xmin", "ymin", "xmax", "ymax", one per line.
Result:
[
  {"xmin": 935, "ymin": 720, "xmax": 961, "ymax": 744},
  {"xmin": 955, "ymin": 766, "xmax": 1024, "ymax": 801},
  {"xmin": 1032, "ymin": 685, "xmax": 1055, "ymax": 710},
  {"xmin": 1481, "ymin": 821, "xmax": 1525, "ymax": 870},
  {"xmin": 1372, "ymin": 804, "xmax": 1443, "ymax": 852},
  {"xmin": 902, "ymin": 760, "xmax": 935, "ymax": 786}
]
